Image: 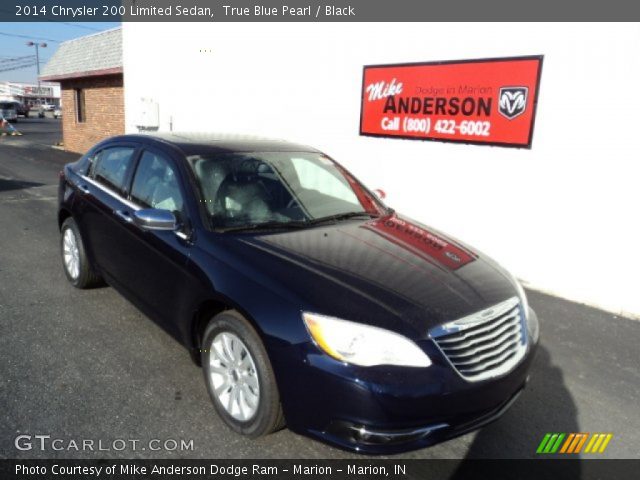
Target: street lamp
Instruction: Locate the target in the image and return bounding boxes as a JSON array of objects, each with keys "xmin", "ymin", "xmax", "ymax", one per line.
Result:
[{"xmin": 26, "ymin": 41, "xmax": 47, "ymax": 90}]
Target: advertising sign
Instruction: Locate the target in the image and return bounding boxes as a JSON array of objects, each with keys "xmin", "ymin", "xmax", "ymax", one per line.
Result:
[
  {"xmin": 23, "ymin": 86, "xmax": 54, "ymax": 97},
  {"xmin": 360, "ymin": 56, "xmax": 543, "ymax": 148}
]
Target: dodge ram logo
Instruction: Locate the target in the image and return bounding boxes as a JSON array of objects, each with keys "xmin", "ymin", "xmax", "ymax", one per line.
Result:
[{"xmin": 499, "ymin": 87, "xmax": 528, "ymax": 120}]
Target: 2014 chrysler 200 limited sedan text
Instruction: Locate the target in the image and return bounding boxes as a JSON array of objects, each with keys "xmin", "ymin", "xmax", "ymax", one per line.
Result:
[{"xmin": 58, "ymin": 133, "xmax": 539, "ymax": 454}]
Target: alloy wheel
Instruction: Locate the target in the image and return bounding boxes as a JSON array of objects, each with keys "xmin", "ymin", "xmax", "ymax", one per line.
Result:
[
  {"xmin": 209, "ymin": 332, "xmax": 260, "ymax": 421},
  {"xmin": 62, "ymin": 228, "xmax": 80, "ymax": 280}
]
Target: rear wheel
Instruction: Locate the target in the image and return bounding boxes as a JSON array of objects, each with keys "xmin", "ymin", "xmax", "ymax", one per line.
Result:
[
  {"xmin": 60, "ymin": 217, "xmax": 101, "ymax": 288},
  {"xmin": 202, "ymin": 311, "xmax": 285, "ymax": 437}
]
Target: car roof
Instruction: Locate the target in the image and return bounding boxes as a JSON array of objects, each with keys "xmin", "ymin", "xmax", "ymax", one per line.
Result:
[{"xmin": 105, "ymin": 132, "xmax": 321, "ymax": 156}]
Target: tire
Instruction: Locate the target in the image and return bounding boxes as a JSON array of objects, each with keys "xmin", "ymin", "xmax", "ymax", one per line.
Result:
[
  {"xmin": 60, "ymin": 217, "xmax": 102, "ymax": 289},
  {"xmin": 202, "ymin": 310, "xmax": 285, "ymax": 437}
]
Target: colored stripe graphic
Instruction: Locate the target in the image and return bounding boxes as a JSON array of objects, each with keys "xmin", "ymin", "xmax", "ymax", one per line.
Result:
[
  {"xmin": 538, "ymin": 433, "xmax": 613, "ymax": 454},
  {"xmin": 584, "ymin": 434, "xmax": 598, "ymax": 453},
  {"xmin": 536, "ymin": 433, "xmax": 551, "ymax": 453},
  {"xmin": 585, "ymin": 433, "xmax": 613, "ymax": 453},
  {"xmin": 567, "ymin": 433, "xmax": 582, "ymax": 453},
  {"xmin": 573, "ymin": 433, "xmax": 589, "ymax": 453},
  {"xmin": 537, "ymin": 433, "xmax": 565, "ymax": 453},
  {"xmin": 544, "ymin": 434, "xmax": 559, "ymax": 453},
  {"xmin": 550, "ymin": 433, "xmax": 565, "ymax": 453},
  {"xmin": 598, "ymin": 434, "xmax": 613, "ymax": 453},
  {"xmin": 559, "ymin": 433, "xmax": 575, "ymax": 453}
]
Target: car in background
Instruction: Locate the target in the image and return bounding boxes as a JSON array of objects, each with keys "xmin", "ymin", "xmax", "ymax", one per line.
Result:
[
  {"xmin": 53, "ymin": 107, "xmax": 62, "ymax": 119},
  {"xmin": 40, "ymin": 103, "xmax": 56, "ymax": 111},
  {"xmin": 13, "ymin": 102, "xmax": 29, "ymax": 118},
  {"xmin": 57, "ymin": 133, "xmax": 539, "ymax": 454},
  {"xmin": 0, "ymin": 101, "xmax": 18, "ymax": 122}
]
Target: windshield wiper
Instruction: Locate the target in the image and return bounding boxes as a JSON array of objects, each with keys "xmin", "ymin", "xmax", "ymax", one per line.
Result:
[
  {"xmin": 218, "ymin": 212, "xmax": 382, "ymax": 232},
  {"xmin": 217, "ymin": 220, "xmax": 309, "ymax": 233},
  {"xmin": 307, "ymin": 211, "xmax": 380, "ymax": 225}
]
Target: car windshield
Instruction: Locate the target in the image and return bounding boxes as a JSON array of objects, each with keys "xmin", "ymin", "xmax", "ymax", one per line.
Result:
[{"xmin": 188, "ymin": 151, "xmax": 386, "ymax": 231}]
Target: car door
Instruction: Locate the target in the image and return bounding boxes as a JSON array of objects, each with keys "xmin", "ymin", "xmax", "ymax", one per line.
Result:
[
  {"xmin": 113, "ymin": 148, "xmax": 194, "ymax": 336},
  {"xmin": 74, "ymin": 144, "xmax": 140, "ymax": 284}
]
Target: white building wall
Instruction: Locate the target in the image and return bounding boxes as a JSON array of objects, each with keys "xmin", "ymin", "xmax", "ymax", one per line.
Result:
[{"xmin": 123, "ymin": 23, "xmax": 640, "ymax": 317}]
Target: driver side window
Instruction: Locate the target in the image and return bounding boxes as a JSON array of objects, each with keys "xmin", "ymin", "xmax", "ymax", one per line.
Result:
[
  {"xmin": 130, "ymin": 151, "xmax": 184, "ymax": 215},
  {"xmin": 90, "ymin": 147, "xmax": 136, "ymax": 195}
]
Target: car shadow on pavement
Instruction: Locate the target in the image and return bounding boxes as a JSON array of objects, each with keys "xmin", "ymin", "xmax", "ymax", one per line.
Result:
[
  {"xmin": 449, "ymin": 344, "xmax": 581, "ymax": 477},
  {"xmin": 0, "ymin": 178, "xmax": 45, "ymax": 193}
]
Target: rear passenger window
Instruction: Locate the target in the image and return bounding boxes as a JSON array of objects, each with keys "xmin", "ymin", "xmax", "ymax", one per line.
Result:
[
  {"xmin": 130, "ymin": 151, "xmax": 184, "ymax": 214},
  {"xmin": 91, "ymin": 147, "xmax": 136, "ymax": 195}
]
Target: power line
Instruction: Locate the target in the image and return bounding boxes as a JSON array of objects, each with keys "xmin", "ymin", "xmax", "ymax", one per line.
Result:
[
  {"xmin": 0, "ymin": 55, "xmax": 36, "ymax": 63},
  {"xmin": 61, "ymin": 23, "xmax": 101, "ymax": 32},
  {"xmin": 0, "ymin": 56, "xmax": 36, "ymax": 65},
  {"xmin": 0, "ymin": 31, "xmax": 61, "ymax": 43},
  {"xmin": 0, "ymin": 59, "xmax": 36, "ymax": 73}
]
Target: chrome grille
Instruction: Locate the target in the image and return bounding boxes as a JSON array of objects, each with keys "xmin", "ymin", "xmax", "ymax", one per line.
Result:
[{"xmin": 429, "ymin": 297, "xmax": 527, "ymax": 382}]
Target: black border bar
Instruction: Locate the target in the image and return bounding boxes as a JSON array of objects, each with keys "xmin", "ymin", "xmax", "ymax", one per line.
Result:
[
  {"xmin": 2, "ymin": 459, "xmax": 639, "ymax": 480},
  {"xmin": 3, "ymin": 1, "xmax": 640, "ymax": 22}
]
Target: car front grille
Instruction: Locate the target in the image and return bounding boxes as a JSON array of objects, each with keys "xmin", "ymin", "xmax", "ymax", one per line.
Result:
[{"xmin": 429, "ymin": 297, "xmax": 527, "ymax": 382}]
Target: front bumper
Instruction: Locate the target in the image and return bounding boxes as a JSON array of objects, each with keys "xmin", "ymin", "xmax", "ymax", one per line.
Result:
[
  {"xmin": 322, "ymin": 384, "xmax": 525, "ymax": 453},
  {"xmin": 272, "ymin": 308, "xmax": 539, "ymax": 454}
]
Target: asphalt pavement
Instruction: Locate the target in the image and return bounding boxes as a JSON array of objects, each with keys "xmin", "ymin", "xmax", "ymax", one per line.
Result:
[{"xmin": 0, "ymin": 119, "xmax": 638, "ymax": 459}]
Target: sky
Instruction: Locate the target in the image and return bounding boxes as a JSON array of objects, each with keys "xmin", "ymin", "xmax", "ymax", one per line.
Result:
[{"xmin": 0, "ymin": 22, "xmax": 121, "ymax": 84}]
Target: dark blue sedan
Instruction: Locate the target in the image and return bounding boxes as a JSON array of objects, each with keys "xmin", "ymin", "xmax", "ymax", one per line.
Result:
[{"xmin": 58, "ymin": 133, "xmax": 539, "ymax": 454}]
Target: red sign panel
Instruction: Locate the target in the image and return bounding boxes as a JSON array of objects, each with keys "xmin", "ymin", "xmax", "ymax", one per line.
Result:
[{"xmin": 360, "ymin": 56, "xmax": 543, "ymax": 148}]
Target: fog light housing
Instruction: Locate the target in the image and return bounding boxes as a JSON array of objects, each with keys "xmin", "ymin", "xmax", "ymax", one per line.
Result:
[{"xmin": 325, "ymin": 420, "xmax": 448, "ymax": 446}]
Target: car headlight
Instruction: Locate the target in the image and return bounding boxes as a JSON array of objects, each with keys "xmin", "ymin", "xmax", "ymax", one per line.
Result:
[{"xmin": 302, "ymin": 312, "xmax": 431, "ymax": 368}]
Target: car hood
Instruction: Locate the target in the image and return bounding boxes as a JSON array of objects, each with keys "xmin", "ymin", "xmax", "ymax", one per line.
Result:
[{"xmin": 218, "ymin": 215, "xmax": 518, "ymax": 339}]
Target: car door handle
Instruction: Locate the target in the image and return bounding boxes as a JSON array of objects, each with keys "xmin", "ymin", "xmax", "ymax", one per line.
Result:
[
  {"xmin": 114, "ymin": 209, "xmax": 133, "ymax": 223},
  {"xmin": 78, "ymin": 184, "xmax": 90, "ymax": 195}
]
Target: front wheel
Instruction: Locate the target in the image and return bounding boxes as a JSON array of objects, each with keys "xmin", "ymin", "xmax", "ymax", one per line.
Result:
[{"xmin": 202, "ymin": 311, "xmax": 285, "ymax": 437}]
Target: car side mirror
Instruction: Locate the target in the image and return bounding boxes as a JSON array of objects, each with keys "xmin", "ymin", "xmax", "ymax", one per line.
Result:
[
  {"xmin": 373, "ymin": 188, "xmax": 387, "ymax": 200},
  {"xmin": 132, "ymin": 208, "xmax": 177, "ymax": 231}
]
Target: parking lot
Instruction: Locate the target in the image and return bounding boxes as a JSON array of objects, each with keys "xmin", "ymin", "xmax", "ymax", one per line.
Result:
[{"xmin": 0, "ymin": 119, "xmax": 639, "ymax": 460}]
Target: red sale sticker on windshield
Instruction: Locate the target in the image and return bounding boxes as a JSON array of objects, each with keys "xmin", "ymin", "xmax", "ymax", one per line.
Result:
[{"xmin": 359, "ymin": 56, "xmax": 543, "ymax": 148}]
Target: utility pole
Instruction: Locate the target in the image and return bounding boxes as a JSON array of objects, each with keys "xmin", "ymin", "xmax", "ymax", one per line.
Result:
[{"xmin": 26, "ymin": 41, "xmax": 47, "ymax": 99}]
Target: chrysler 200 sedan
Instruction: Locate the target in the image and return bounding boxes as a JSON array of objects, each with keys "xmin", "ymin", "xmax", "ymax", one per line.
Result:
[{"xmin": 58, "ymin": 133, "xmax": 539, "ymax": 454}]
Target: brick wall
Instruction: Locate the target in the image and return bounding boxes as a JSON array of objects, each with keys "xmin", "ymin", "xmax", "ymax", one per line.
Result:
[{"xmin": 60, "ymin": 74, "xmax": 124, "ymax": 153}]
